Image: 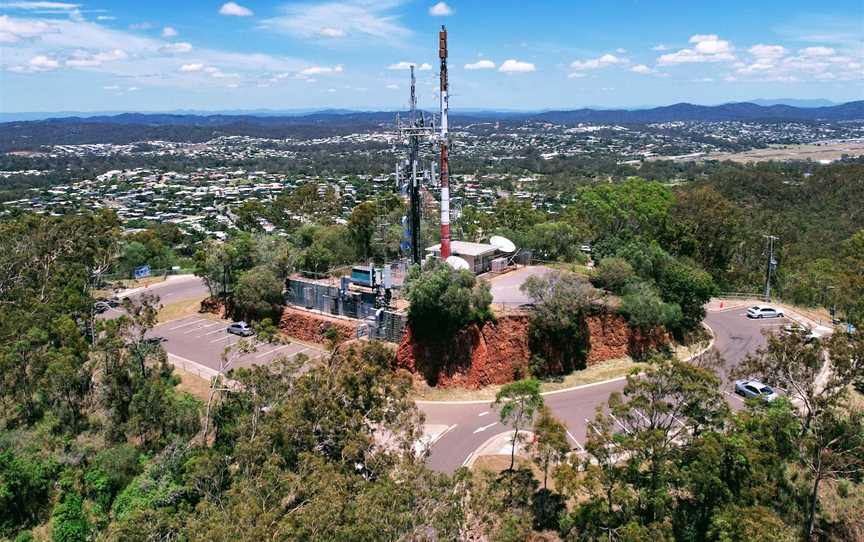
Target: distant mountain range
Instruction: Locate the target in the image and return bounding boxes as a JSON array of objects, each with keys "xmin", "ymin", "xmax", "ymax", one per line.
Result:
[
  {"xmin": 0, "ymin": 99, "xmax": 852, "ymax": 123},
  {"xmin": 1, "ymin": 101, "xmax": 861, "ymax": 152}
]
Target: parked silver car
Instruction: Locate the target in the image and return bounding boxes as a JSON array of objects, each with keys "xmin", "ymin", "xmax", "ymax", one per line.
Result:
[
  {"xmin": 227, "ymin": 321, "xmax": 254, "ymax": 337},
  {"xmin": 734, "ymin": 379, "xmax": 778, "ymax": 402},
  {"xmin": 747, "ymin": 305, "xmax": 784, "ymax": 319}
]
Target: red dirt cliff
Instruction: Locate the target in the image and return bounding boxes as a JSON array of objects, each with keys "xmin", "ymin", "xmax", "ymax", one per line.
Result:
[{"xmin": 395, "ymin": 311, "xmax": 669, "ymax": 389}]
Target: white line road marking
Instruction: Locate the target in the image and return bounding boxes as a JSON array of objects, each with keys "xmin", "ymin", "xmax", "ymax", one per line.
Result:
[
  {"xmin": 609, "ymin": 413, "xmax": 631, "ymax": 434},
  {"xmin": 473, "ymin": 422, "xmax": 497, "ymax": 434},
  {"xmin": 566, "ymin": 429, "xmax": 585, "ymax": 452},
  {"xmin": 478, "ymin": 411, "xmax": 489, "ymax": 417},
  {"xmin": 288, "ymin": 347, "xmax": 311, "ymax": 360},
  {"xmin": 185, "ymin": 321, "xmax": 222, "ymax": 333},
  {"xmin": 169, "ymin": 319, "xmax": 204, "ymax": 331},
  {"xmin": 255, "ymin": 344, "xmax": 294, "ymax": 359},
  {"xmin": 428, "ymin": 424, "xmax": 458, "ymax": 448},
  {"xmin": 587, "ymin": 419, "xmax": 602, "ymax": 436},
  {"xmin": 210, "ymin": 335, "xmax": 233, "ymax": 344},
  {"xmin": 161, "ymin": 292, "xmax": 175, "ymax": 298},
  {"xmin": 202, "ymin": 328, "xmax": 227, "ymax": 337}
]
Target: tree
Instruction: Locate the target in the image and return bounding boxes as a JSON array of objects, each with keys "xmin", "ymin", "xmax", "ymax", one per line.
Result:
[
  {"xmin": 494, "ymin": 378, "xmax": 544, "ymax": 474},
  {"xmin": 837, "ymin": 229, "xmax": 864, "ymax": 324},
  {"xmin": 525, "ymin": 221, "xmax": 588, "ymax": 263},
  {"xmin": 619, "ymin": 280, "xmax": 683, "ymax": 333},
  {"xmin": 521, "ymin": 270, "xmax": 600, "ymax": 374},
  {"xmin": 347, "ymin": 201, "xmax": 378, "ymax": 260},
  {"xmin": 403, "ymin": 259, "xmax": 492, "ymax": 342},
  {"xmin": 572, "ymin": 178, "xmax": 673, "ymax": 241},
  {"xmin": 592, "ymin": 257, "xmax": 636, "ymax": 294},
  {"xmin": 531, "ymin": 406, "xmax": 570, "ymax": 490},
  {"xmin": 232, "ymin": 265, "xmax": 284, "ymax": 321}
]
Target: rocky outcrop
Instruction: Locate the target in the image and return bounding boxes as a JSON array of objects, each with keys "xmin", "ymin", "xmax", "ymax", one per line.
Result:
[
  {"xmin": 395, "ymin": 310, "xmax": 669, "ymax": 389},
  {"xmin": 278, "ymin": 307, "xmax": 359, "ymax": 344}
]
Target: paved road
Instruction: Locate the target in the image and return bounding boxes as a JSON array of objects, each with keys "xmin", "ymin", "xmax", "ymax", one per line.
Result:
[
  {"xmin": 117, "ymin": 275, "xmax": 209, "ymax": 303},
  {"xmin": 420, "ymin": 306, "xmax": 788, "ymax": 472},
  {"xmin": 485, "ymin": 266, "xmax": 553, "ymax": 306},
  {"xmin": 149, "ymin": 315, "xmax": 326, "ymax": 376}
]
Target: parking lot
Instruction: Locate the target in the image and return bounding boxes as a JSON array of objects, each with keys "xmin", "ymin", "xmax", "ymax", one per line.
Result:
[{"xmin": 149, "ymin": 315, "xmax": 325, "ymax": 377}]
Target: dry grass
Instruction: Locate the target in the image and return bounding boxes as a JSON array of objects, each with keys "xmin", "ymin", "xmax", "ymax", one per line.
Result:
[
  {"xmin": 157, "ymin": 295, "xmax": 208, "ymax": 323},
  {"xmin": 472, "ymin": 454, "xmax": 560, "ymax": 492},
  {"xmin": 411, "ymin": 356, "xmax": 643, "ymax": 402},
  {"xmin": 172, "ymin": 364, "xmax": 212, "ymax": 401}
]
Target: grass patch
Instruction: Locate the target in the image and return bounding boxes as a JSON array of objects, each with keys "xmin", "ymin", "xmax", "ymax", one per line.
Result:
[
  {"xmin": 157, "ymin": 295, "xmax": 209, "ymax": 323},
  {"xmin": 471, "ymin": 455, "xmax": 560, "ymax": 492},
  {"xmin": 172, "ymin": 365, "xmax": 211, "ymax": 402},
  {"xmin": 411, "ymin": 356, "xmax": 643, "ymax": 402}
]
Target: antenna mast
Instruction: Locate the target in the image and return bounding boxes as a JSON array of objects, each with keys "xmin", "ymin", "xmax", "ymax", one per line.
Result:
[{"xmin": 438, "ymin": 25, "xmax": 451, "ymax": 260}]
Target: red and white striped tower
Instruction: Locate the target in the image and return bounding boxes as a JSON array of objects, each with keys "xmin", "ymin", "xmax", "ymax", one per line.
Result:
[{"xmin": 438, "ymin": 25, "xmax": 451, "ymax": 260}]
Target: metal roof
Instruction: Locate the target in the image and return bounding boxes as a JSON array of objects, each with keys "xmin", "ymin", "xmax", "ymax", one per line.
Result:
[{"xmin": 425, "ymin": 241, "xmax": 499, "ymax": 257}]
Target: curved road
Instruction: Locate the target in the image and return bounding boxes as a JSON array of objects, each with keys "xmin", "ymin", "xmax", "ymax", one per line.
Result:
[
  {"xmin": 114, "ymin": 278, "xmax": 785, "ymax": 473},
  {"xmin": 420, "ymin": 306, "xmax": 784, "ymax": 472}
]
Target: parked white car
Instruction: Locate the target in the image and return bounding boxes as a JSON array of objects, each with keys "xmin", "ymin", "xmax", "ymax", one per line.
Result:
[
  {"xmin": 734, "ymin": 379, "xmax": 778, "ymax": 402},
  {"xmin": 747, "ymin": 305, "xmax": 784, "ymax": 319}
]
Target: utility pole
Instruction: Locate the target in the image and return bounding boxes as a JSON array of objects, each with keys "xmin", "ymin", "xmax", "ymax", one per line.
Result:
[{"xmin": 763, "ymin": 234, "xmax": 778, "ymax": 302}]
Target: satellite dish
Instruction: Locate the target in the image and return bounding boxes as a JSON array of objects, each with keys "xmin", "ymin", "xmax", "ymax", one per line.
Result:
[
  {"xmin": 445, "ymin": 256, "xmax": 471, "ymax": 271},
  {"xmin": 490, "ymin": 235, "xmax": 516, "ymax": 253}
]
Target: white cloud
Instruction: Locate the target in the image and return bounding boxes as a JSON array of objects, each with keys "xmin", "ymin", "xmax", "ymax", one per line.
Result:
[
  {"xmin": 66, "ymin": 48, "xmax": 127, "ymax": 67},
  {"xmin": 630, "ymin": 64, "xmax": 653, "ymax": 74},
  {"xmin": 749, "ymin": 44, "xmax": 787, "ymax": 60},
  {"xmin": 428, "ymin": 1, "xmax": 452, "ymax": 16},
  {"xmin": 386, "ymin": 83, "xmax": 399, "ymax": 89},
  {"xmin": 658, "ymin": 34, "xmax": 735, "ymax": 65},
  {"xmin": 567, "ymin": 72, "xmax": 586, "ymax": 78},
  {"xmin": 388, "ymin": 61, "xmax": 419, "ymax": 70},
  {"xmin": 219, "ymin": 2, "xmax": 253, "ymax": 17},
  {"xmin": 0, "ymin": 14, "xmax": 52, "ymax": 42},
  {"xmin": 0, "ymin": 2, "xmax": 79, "ymax": 9},
  {"xmin": 159, "ymin": 42, "xmax": 192, "ymax": 53},
  {"xmin": 179, "ymin": 63, "xmax": 203, "ymax": 72},
  {"xmin": 25, "ymin": 54, "xmax": 58, "ymax": 71},
  {"xmin": 499, "ymin": 59, "xmax": 535, "ymax": 73},
  {"xmin": 129, "ymin": 22, "xmax": 153, "ymax": 31},
  {"xmin": 102, "ymin": 84, "xmax": 119, "ymax": 90},
  {"xmin": 464, "ymin": 59, "xmax": 495, "ymax": 70},
  {"xmin": 570, "ymin": 53, "xmax": 626, "ymax": 70},
  {"xmin": 615, "ymin": 48, "xmax": 626, "ymax": 54},
  {"xmin": 262, "ymin": 0, "xmax": 410, "ymax": 43},
  {"xmin": 127, "ymin": 86, "xmax": 138, "ymax": 91},
  {"xmin": 96, "ymin": 15, "xmax": 114, "ymax": 21},
  {"xmin": 800, "ymin": 46, "xmax": 835, "ymax": 57},
  {"xmin": 652, "ymin": 44, "xmax": 668, "ymax": 51},
  {"xmin": 161, "ymin": 26, "xmax": 177, "ymax": 38},
  {"xmin": 299, "ymin": 64, "xmax": 343, "ymax": 76},
  {"xmin": 418, "ymin": 62, "xmax": 431, "ymax": 70},
  {"xmin": 318, "ymin": 27, "xmax": 345, "ymax": 38}
]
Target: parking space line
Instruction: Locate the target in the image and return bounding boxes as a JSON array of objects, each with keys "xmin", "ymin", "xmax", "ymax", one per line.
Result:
[
  {"xmin": 609, "ymin": 413, "xmax": 631, "ymax": 435},
  {"xmin": 210, "ymin": 335, "xmax": 234, "ymax": 344},
  {"xmin": 289, "ymin": 347, "xmax": 311, "ymax": 359},
  {"xmin": 255, "ymin": 344, "xmax": 294, "ymax": 359},
  {"xmin": 566, "ymin": 429, "xmax": 585, "ymax": 452},
  {"xmin": 185, "ymin": 321, "xmax": 222, "ymax": 334},
  {"xmin": 202, "ymin": 328, "xmax": 226, "ymax": 336},
  {"xmin": 169, "ymin": 319, "xmax": 204, "ymax": 331}
]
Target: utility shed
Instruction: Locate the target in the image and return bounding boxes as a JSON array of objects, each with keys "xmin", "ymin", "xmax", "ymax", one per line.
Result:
[{"xmin": 425, "ymin": 241, "xmax": 500, "ymax": 274}]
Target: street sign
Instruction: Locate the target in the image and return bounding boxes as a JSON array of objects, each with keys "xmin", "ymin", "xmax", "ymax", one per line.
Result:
[{"xmin": 134, "ymin": 265, "xmax": 151, "ymax": 279}]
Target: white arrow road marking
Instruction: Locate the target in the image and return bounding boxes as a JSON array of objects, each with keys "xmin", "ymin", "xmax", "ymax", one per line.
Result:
[{"xmin": 473, "ymin": 422, "xmax": 497, "ymax": 434}]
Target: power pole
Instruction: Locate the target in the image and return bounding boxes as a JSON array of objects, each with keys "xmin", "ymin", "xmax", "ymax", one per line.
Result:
[{"xmin": 763, "ymin": 234, "xmax": 778, "ymax": 302}]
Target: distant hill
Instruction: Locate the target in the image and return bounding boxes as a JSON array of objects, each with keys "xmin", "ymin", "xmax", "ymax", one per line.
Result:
[{"xmin": 1, "ymin": 101, "xmax": 862, "ymax": 151}]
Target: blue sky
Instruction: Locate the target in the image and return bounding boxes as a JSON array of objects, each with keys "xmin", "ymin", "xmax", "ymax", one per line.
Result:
[{"xmin": 0, "ymin": 0, "xmax": 862, "ymax": 112}]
